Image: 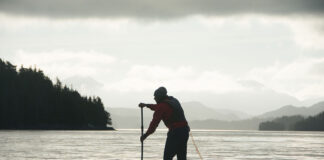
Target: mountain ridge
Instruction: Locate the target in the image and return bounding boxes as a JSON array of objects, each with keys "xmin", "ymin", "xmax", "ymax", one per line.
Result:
[
  {"xmin": 110, "ymin": 101, "xmax": 252, "ymax": 129},
  {"xmin": 110, "ymin": 99, "xmax": 324, "ymax": 130},
  {"xmin": 258, "ymin": 101, "xmax": 324, "ymax": 118}
]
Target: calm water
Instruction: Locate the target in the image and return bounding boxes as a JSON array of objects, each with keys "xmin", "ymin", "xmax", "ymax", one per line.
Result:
[{"xmin": 0, "ymin": 129, "xmax": 324, "ymax": 160}]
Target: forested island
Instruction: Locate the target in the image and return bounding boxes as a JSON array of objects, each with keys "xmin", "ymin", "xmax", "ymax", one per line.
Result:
[
  {"xmin": 259, "ymin": 111, "xmax": 324, "ymax": 131},
  {"xmin": 0, "ymin": 59, "xmax": 113, "ymax": 130}
]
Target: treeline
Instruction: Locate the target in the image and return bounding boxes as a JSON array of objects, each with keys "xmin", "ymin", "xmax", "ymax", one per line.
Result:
[
  {"xmin": 259, "ymin": 111, "xmax": 324, "ymax": 131},
  {"xmin": 259, "ymin": 115, "xmax": 304, "ymax": 131},
  {"xmin": 0, "ymin": 58, "xmax": 112, "ymax": 130},
  {"xmin": 294, "ymin": 111, "xmax": 324, "ymax": 131}
]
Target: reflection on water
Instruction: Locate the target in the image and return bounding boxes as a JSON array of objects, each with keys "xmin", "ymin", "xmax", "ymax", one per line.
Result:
[{"xmin": 1, "ymin": 129, "xmax": 324, "ymax": 160}]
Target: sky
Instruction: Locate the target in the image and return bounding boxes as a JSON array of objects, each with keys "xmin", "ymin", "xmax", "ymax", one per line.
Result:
[{"xmin": 1, "ymin": 0, "xmax": 324, "ymax": 115}]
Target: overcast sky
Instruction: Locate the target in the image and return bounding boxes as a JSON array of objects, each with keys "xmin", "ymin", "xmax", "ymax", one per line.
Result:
[{"xmin": 1, "ymin": 0, "xmax": 324, "ymax": 115}]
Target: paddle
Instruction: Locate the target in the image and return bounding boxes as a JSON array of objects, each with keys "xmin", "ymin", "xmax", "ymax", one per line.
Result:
[{"xmin": 141, "ymin": 106, "xmax": 144, "ymax": 160}]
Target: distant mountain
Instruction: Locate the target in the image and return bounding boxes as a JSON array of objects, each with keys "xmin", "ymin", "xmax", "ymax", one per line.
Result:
[
  {"xmin": 258, "ymin": 101, "xmax": 324, "ymax": 118},
  {"xmin": 182, "ymin": 101, "xmax": 251, "ymax": 121},
  {"xmin": 189, "ymin": 101, "xmax": 324, "ymax": 130},
  {"xmin": 110, "ymin": 100, "xmax": 324, "ymax": 130},
  {"xmin": 110, "ymin": 101, "xmax": 251, "ymax": 129},
  {"xmin": 109, "ymin": 108, "xmax": 154, "ymax": 129},
  {"xmin": 212, "ymin": 108, "xmax": 252, "ymax": 120},
  {"xmin": 300, "ymin": 97, "xmax": 324, "ymax": 107},
  {"xmin": 189, "ymin": 117, "xmax": 267, "ymax": 130},
  {"xmin": 62, "ymin": 75, "xmax": 104, "ymax": 95}
]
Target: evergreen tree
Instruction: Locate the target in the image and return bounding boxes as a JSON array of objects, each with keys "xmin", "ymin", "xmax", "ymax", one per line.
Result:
[
  {"xmin": 294, "ymin": 111, "xmax": 324, "ymax": 131},
  {"xmin": 259, "ymin": 115, "xmax": 304, "ymax": 131},
  {"xmin": 0, "ymin": 58, "xmax": 113, "ymax": 130}
]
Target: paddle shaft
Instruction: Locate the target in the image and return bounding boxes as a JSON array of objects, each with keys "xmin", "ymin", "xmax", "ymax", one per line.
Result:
[{"xmin": 141, "ymin": 107, "xmax": 144, "ymax": 160}]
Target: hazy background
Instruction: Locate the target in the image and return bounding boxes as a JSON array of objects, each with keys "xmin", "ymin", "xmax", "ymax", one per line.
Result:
[{"xmin": 1, "ymin": 0, "xmax": 324, "ymax": 116}]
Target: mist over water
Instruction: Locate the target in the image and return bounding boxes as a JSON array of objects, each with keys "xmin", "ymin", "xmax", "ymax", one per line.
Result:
[{"xmin": 1, "ymin": 130, "xmax": 324, "ymax": 160}]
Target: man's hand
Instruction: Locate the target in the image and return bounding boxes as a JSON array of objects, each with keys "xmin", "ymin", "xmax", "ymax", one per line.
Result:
[
  {"xmin": 138, "ymin": 103, "xmax": 146, "ymax": 108},
  {"xmin": 140, "ymin": 133, "xmax": 148, "ymax": 142}
]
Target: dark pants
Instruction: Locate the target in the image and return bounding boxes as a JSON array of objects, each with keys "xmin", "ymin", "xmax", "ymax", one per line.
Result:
[{"xmin": 164, "ymin": 126, "xmax": 190, "ymax": 160}]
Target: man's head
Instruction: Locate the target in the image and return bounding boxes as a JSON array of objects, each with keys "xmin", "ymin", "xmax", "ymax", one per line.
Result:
[{"xmin": 154, "ymin": 86, "xmax": 167, "ymax": 103}]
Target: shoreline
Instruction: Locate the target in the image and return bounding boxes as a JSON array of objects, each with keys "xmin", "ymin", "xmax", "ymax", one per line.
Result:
[{"xmin": 0, "ymin": 126, "xmax": 115, "ymax": 131}]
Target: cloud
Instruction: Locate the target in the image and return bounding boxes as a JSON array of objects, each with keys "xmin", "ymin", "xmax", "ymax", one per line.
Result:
[
  {"xmin": 12, "ymin": 50, "xmax": 117, "ymax": 79},
  {"xmin": 12, "ymin": 50, "xmax": 246, "ymax": 94},
  {"xmin": 198, "ymin": 15, "xmax": 324, "ymax": 49},
  {"xmin": 14, "ymin": 49, "xmax": 323, "ymax": 101},
  {"xmin": 238, "ymin": 80, "xmax": 265, "ymax": 90},
  {"xmin": 247, "ymin": 57, "xmax": 324, "ymax": 100},
  {"xmin": 0, "ymin": 13, "xmax": 132, "ymax": 32},
  {"xmin": 63, "ymin": 75, "xmax": 104, "ymax": 95},
  {"xmin": 0, "ymin": 0, "xmax": 323, "ymax": 19},
  {"xmin": 10, "ymin": 49, "xmax": 324, "ymax": 113},
  {"xmin": 287, "ymin": 19, "xmax": 324, "ymax": 49},
  {"xmin": 104, "ymin": 64, "xmax": 246, "ymax": 93}
]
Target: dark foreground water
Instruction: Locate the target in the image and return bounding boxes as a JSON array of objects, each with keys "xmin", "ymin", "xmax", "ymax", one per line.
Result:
[{"xmin": 0, "ymin": 129, "xmax": 324, "ymax": 160}]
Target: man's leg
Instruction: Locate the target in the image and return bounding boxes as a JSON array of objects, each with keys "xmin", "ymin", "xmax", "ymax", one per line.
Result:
[
  {"xmin": 176, "ymin": 127, "xmax": 189, "ymax": 160},
  {"xmin": 164, "ymin": 131, "xmax": 177, "ymax": 160}
]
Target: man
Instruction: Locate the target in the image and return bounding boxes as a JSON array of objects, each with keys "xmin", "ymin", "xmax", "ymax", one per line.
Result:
[{"xmin": 139, "ymin": 87, "xmax": 190, "ymax": 160}]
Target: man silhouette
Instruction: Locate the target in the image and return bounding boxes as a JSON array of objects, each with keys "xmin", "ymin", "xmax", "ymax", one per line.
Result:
[{"xmin": 139, "ymin": 87, "xmax": 190, "ymax": 160}]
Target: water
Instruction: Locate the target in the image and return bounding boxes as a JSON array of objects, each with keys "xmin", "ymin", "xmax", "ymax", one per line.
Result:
[{"xmin": 1, "ymin": 130, "xmax": 324, "ymax": 160}]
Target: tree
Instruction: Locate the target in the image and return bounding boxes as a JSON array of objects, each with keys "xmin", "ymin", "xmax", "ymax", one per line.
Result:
[
  {"xmin": 294, "ymin": 111, "xmax": 324, "ymax": 131},
  {"xmin": 0, "ymin": 58, "xmax": 113, "ymax": 130}
]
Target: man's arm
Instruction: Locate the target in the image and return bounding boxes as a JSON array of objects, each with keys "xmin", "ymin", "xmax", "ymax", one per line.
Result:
[
  {"xmin": 139, "ymin": 103, "xmax": 158, "ymax": 111},
  {"xmin": 146, "ymin": 110, "xmax": 162, "ymax": 135},
  {"xmin": 141, "ymin": 106, "xmax": 163, "ymax": 142}
]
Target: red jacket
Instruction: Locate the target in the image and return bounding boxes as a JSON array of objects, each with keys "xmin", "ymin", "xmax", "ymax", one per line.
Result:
[{"xmin": 146, "ymin": 102, "xmax": 188, "ymax": 135}]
